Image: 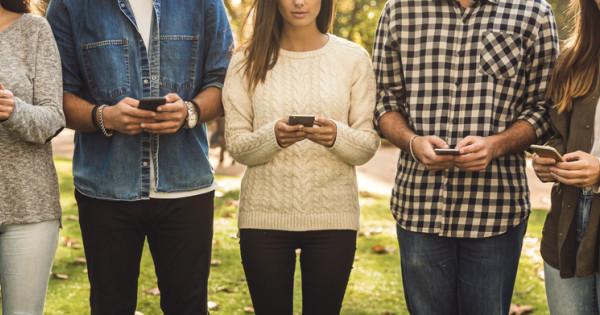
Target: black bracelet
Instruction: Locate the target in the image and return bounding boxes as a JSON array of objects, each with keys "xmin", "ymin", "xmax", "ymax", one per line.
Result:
[{"xmin": 91, "ymin": 105, "xmax": 100, "ymax": 131}]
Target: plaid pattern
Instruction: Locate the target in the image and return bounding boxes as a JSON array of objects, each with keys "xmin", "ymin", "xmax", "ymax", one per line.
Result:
[{"xmin": 373, "ymin": 0, "xmax": 559, "ymax": 238}]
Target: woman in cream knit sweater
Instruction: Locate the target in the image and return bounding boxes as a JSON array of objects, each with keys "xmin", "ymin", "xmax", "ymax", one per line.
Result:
[{"xmin": 223, "ymin": 0, "xmax": 380, "ymax": 314}]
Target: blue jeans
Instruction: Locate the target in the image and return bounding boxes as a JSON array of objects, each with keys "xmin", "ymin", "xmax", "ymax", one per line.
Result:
[
  {"xmin": 544, "ymin": 190, "xmax": 597, "ymax": 315},
  {"xmin": 0, "ymin": 220, "xmax": 60, "ymax": 315},
  {"xmin": 397, "ymin": 220, "xmax": 527, "ymax": 315}
]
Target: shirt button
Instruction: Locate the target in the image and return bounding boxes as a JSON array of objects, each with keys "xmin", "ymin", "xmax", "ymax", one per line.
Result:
[
  {"xmin": 151, "ymin": 75, "xmax": 158, "ymax": 80},
  {"xmin": 143, "ymin": 161, "xmax": 149, "ymax": 167},
  {"xmin": 586, "ymin": 124, "xmax": 591, "ymax": 129},
  {"xmin": 143, "ymin": 79, "xmax": 149, "ymax": 84}
]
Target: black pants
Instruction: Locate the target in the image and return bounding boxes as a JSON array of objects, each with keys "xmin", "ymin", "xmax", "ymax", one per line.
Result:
[
  {"xmin": 239, "ymin": 229, "xmax": 357, "ymax": 315},
  {"xmin": 76, "ymin": 190, "xmax": 215, "ymax": 315}
]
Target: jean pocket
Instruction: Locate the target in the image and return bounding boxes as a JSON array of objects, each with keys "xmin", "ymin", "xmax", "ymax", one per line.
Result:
[
  {"xmin": 478, "ymin": 31, "xmax": 523, "ymax": 80},
  {"xmin": 159, "ymin": 35, "xmax": 199, "ymax": 95},
  {"xmin": 80, "ymin": 39, "xmax": 131, "ymax": 103}
]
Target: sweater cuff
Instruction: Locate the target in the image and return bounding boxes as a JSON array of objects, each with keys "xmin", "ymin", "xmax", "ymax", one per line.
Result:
[{"xmin": 0, "ymin": 97, "xmax": 23, "ymax": 130}]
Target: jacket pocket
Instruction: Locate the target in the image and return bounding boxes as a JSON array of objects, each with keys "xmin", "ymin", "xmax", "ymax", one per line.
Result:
[
  {"xmin": 159, "ymin": 35, "xmax": 199, "ymax": 95},
  {"xmin": 478, "ymin": 31, "xmax": 523, "ymax": 80},
  {"xmin": 80, "ymin": 39, "xmax": 130, "ymax": 103}
]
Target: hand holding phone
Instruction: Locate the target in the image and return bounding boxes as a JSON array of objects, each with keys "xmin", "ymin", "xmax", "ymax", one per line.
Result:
[
  {"xmin": 139, "ymin": 97, "xmax": 167, "ymax": 111},
  {"xmin": 530, "ymin": 145, "xmax": 563, "ymax": 162}
]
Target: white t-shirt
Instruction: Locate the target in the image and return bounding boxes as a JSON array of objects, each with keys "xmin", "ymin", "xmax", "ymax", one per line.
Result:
[{"xmin": 129, "ymin": 0, "xmax": 216, "ymax": 199}]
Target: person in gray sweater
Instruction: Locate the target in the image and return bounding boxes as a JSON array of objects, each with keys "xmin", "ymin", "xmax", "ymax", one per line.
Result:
[{"xmin": 0, "ymin": 1, "xmax": 65, "ymax": 314}]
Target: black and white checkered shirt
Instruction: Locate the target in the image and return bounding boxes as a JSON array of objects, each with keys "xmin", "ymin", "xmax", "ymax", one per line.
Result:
[{"xmin": 373, "ymin": 0, "xmax": 559, "ymax": 238}]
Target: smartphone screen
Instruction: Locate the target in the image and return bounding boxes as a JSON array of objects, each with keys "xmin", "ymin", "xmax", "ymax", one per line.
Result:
[
  {"xmin": 434, "ymin": 148, "xmax": 461, "ymax": 156},
  {"xmin": 139, "ymin": 97, "xmax": 166, "ymax": 111},
  {"xmin": 288, "ymin": 115, "xmax": 315, "ymax": 127}
]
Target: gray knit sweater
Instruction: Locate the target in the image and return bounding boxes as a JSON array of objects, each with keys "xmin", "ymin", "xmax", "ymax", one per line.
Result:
[{"xmin": 0, "ymin": 14, "xmax": 64, "ymax": 225}]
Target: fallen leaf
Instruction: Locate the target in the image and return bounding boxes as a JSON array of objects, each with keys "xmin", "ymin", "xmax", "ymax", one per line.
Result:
[
  {"xmin": 143, "ymin": 288, "xmax": 160, "ymax": 296},
  {"xmin": 207, "ymin": 301, "xmax": 219, "ymax": 310},
  {"xmin": 211, "ymin": 259, "xmax": 222, "ymax": 266},
  {"xmin": 72, "ymin": 257, "xmax": 87, "ymax": 265},
  {"xmin": 509, "ymin": 304, "xmax": 534, "ymax": 315},
  {"xmin": 371, "ymin": 245, "xmax": 387, "ymax": 254},
  {"xmin": 64, "ymin": 215, "xmax": 79, "ymax": 221},
  {"xmin": 62, "ymin": 237, "xmax": 82, "ymax": 249},
  {"xmin": 135, "ymin": 311, "xmax": 144, "ymax": 315},
  {"xmin": 52, "ymin": 273, "xmax": 69, "ymax": 280},
  {"xmin": 243, "ymin": 306, "xmax": 255, "ymax": 313}
]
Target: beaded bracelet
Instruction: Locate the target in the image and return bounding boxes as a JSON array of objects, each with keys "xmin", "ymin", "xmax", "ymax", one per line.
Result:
[{"xmin": 97, "ymin": 105, "xmax": 113, "ymax": 138}]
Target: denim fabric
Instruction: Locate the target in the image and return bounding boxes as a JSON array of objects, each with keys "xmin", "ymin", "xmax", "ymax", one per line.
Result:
[
  {"xmin": 545, "ymin": 262, "xmax": 600, "ymax": 315},
  {"xmin": 396, "ymin": 220, "xmax": 527, "ymax": 315},
  {"xmin": 577, "ymin": 189, "xmax": 593, "ymax": 242},
  {"xmin": 46, "ymin": 0, "xmax": 233, "ymax": 200},
  {"xmin": 0, "ymin": 220, "xmax": 60, "ymax": 315}
]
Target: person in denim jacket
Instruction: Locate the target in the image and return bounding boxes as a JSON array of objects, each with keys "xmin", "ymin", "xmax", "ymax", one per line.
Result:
[{"xmin": 46, "ymin": 0, "xmax": 233, "ymax": 313}]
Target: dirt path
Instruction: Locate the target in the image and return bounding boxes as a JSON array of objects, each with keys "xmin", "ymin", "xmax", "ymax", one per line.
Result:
[{"xmin": 52, "ymin": 130, "xmax": 552, "ymax": 210}]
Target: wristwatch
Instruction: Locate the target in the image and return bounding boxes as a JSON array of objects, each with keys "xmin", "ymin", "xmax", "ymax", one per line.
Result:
[{"xmin": 184, "ymin": 101, "xmax": 199, "ymax": 129}]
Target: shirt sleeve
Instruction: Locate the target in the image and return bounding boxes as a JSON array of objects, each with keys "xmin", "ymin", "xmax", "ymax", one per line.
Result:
[
  {"xmin": 223, "ymin": 53, "xmax": 282, "ymax": 166},
  {"xmin": 328, "ymin": 51, "xmax": 381, "ymax": 166},
  {"xmin": 516, "ymin": 7, "xmax": 560, "ymax": 143},
  {"xmin": 1, "ymin": 21, "xmax": 65, "ymax": 144},
  {"xmin": 372, "ymin": 2, "xmax": 407, "ymax": 134},
  {"xmin": 46, "ymin": 0, "xmax": 84, "ymax": 96},
  {"xmin": 200, "ymin": 0, "xmax": 234, "ymax": 90}
]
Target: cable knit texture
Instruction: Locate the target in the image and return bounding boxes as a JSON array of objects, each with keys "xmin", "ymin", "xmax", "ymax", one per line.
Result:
[
  {"xmin": 0, "ymin": 14, "xmax": 65, "ymax": 225},
  {"xmin": 223, "ymin": 35, "xmax": 380, "ymax": 231}
]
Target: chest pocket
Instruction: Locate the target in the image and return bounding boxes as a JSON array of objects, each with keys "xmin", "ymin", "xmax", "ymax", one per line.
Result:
[
  {"xmin": 478, "ymin": 31, "xmax": 523, "ymax": 80},
  {"xmin": 159, "ymin": 35, "xmax": 199, "ymax": 95},
  {"xmin": 80, "ymin": 39, "xmax": 130, "ymax": 103}
]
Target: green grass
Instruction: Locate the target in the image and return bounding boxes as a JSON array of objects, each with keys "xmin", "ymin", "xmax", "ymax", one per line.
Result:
[{"xmin": 40, "ymin": 159, "xmax": 549, "ymax": 314}]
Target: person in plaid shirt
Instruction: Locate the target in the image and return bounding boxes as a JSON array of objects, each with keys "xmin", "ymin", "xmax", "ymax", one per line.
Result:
[{"xmin": 373, "ymin": 0, "xmax": 559, "ymax": 313}]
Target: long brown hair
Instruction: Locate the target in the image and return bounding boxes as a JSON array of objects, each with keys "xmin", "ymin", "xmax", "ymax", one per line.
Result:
[
  {"xmin": 547, "ymin": 0, "xmax": 600, "ymax": 113},
  {"xmin": 0, "ymin": 0, "xmax": 31, "ymax": 13},
  {"xmin": 242, "ymin": 0, "xmax": 335, "ymax": 91}
]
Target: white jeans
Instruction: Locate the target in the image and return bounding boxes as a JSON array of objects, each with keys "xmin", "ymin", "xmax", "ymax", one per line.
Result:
[{"xmin": 0, "ymin": 220, "xmax": 59, "ymax": 315}]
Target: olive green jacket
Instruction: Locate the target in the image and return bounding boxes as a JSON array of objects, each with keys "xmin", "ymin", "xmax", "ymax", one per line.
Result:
[{"xmin": 541, "ymin": 79, "xmax": 600, "ymax": 278}]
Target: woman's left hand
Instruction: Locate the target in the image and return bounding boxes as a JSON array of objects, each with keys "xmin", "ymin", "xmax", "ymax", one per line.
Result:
[
  {"xmin": 0, "ymin": 84, "xmax": 15, "ymax": 122},
  {"xmin": 550, "ymin": 151, "xmax": 600, "ymax": 187},
  {"xmin": 304, "ymin": 116, "xmax": 337, "ymax": 147}
]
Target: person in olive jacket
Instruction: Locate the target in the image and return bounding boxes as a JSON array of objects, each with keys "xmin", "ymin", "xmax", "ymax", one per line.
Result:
[{"xmin": 532, "ymin": 0, "xmax": 600, "ymax": 313}]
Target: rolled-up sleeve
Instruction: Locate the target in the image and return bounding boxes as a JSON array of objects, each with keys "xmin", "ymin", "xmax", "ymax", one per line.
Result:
[
  {"xmin": 201, "ymin": 0, "xmax": 234, "ymax": 90},
  {"xmin": 46, "ymin": 0, "xmax": 84, "ymax": 96},
  {"xmin": 372, "ymin": 2, "xmax": 406, "ymax": 134},
  {"xmin": 517, "ymin": 8, "xmax": 560, "ymax": 142}
]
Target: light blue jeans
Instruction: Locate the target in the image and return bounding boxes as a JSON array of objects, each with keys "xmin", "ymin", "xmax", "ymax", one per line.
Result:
[
  {"xmin": 0, "ymin": 220, "xmax": 59, "ymax": 315},
  {"xmin": 545, "ymin": 190, "xmax": 599, "ymax": 315}
]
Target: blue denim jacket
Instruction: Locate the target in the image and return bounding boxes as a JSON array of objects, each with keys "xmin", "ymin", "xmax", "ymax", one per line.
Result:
[{"xmin": 46, "ymin": 0, "xmax": 233, "ymax": 200}]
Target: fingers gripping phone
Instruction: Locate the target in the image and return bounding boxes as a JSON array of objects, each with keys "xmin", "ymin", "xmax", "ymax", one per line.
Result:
[
  {"xmin": 139, "ymin": 97, "xmax": 166, "ymax": 111},
  {"xmin": 434, "ymin": 148, "xmax": 461, "ymax": 156},
  {"xmin": 288, "ymin": 115, "xmax": 315, "ymax": 127},
  {"xmin": 530, "ymin": 145, "xmax": 563, "ymax": 162}
]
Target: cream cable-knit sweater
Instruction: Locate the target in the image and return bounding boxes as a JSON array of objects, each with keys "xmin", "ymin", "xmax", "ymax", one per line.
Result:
[{"xmin": 223, "ymin": 35, "xmax": 380, "ymax": 231}]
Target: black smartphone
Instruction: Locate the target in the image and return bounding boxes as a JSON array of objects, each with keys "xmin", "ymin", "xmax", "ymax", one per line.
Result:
[
  {"xmin": 434, "ymin": 148, "xmax": 461, "ymax": 156},
  {"xmin": 288, "ymin": 115, "xmax": 315, "ymax": 127},
  {"xmin": 139, "ymin": 97, "xmax": 166, "ymax": 111}
]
